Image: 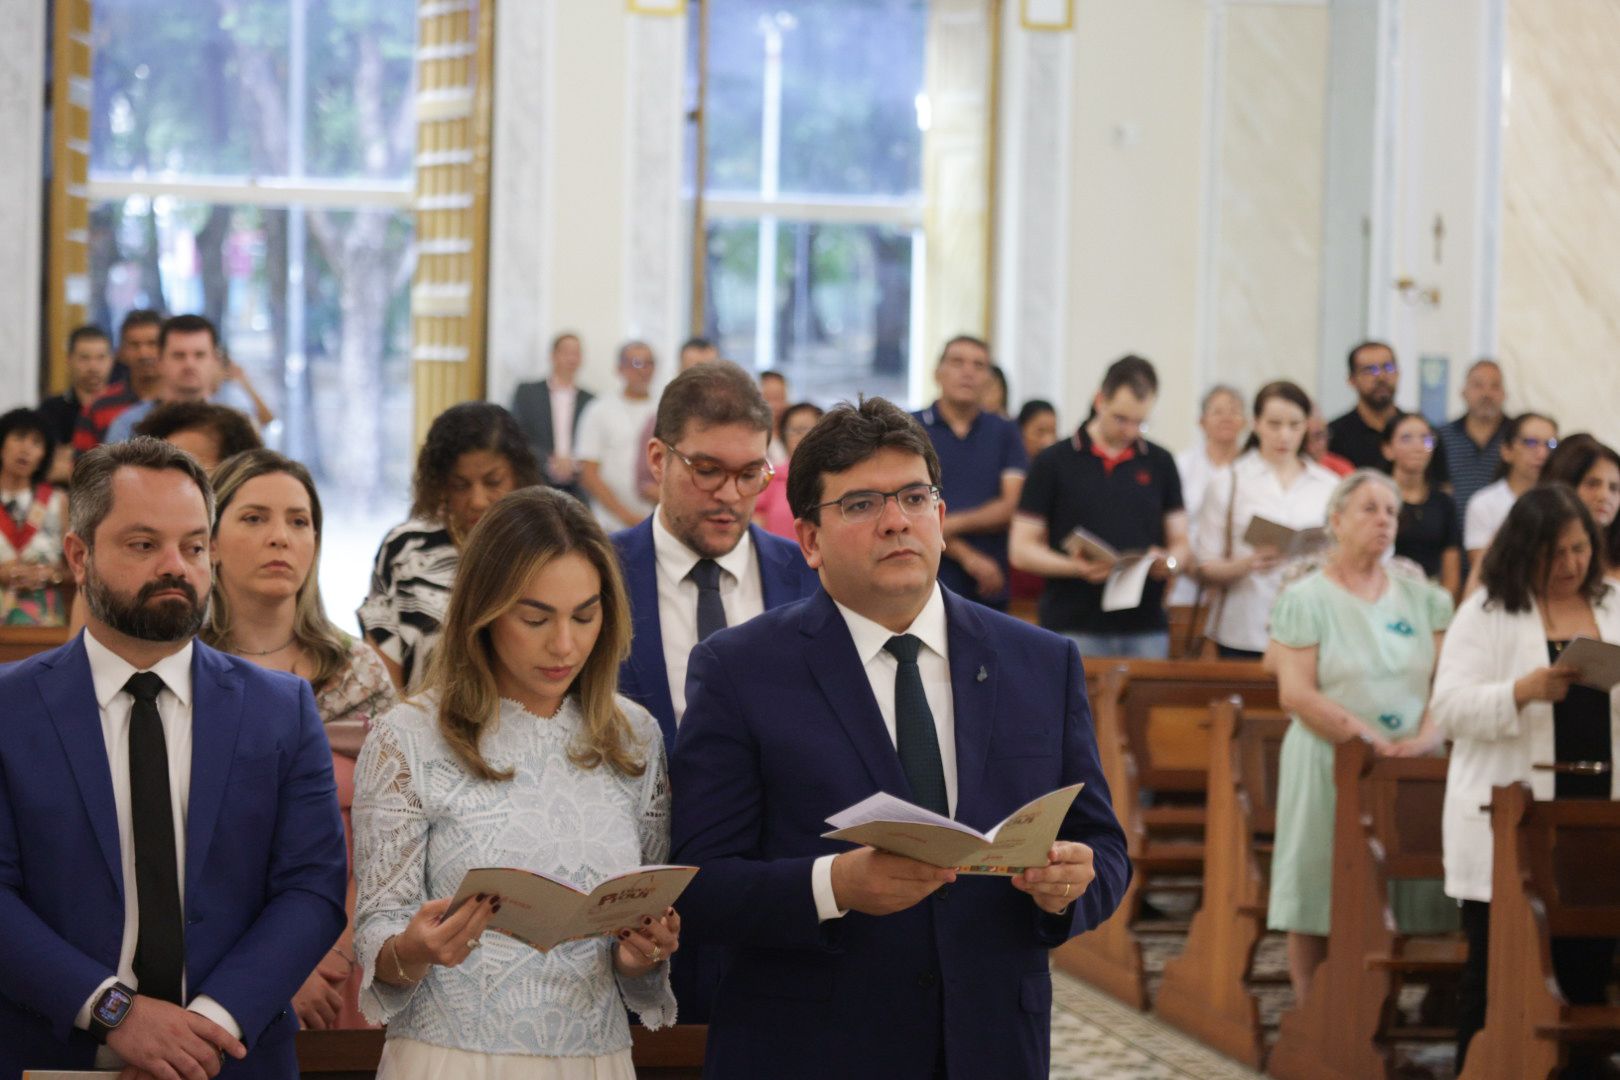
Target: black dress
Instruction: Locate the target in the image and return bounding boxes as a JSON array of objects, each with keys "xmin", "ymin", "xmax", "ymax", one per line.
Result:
[
  {"xmin": 1395, "ymin": 488, "xmax": 1460, "ymax": 581},
  {"xmin": 1547, "ymin": 640, "xmax": 1615, "ymax": 800}
]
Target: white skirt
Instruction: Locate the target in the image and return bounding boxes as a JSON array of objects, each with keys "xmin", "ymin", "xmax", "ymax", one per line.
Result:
[{"xmin": 377, "ymin": 1037, "xmax": 636, "ymax": 1080}]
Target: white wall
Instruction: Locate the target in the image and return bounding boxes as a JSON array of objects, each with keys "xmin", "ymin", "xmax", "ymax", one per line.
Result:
[{"xmin": 0, "ymin": 6, "xmax": 46, "ymax": 412}]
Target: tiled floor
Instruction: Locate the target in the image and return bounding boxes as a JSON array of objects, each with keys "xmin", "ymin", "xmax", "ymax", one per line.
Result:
[{"xmin": 1049, "ymin": 972, "xmax": 1265, "ymax": 1080}]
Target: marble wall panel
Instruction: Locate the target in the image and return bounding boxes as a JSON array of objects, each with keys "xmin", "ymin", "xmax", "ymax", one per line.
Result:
[
  {"xmin": 1212, "ymin": 4, "xmax": 1329, "ymax": 405},
  {"xmin": 1499, "ymin": 0, "xmax": 1620, "ymax": 437},
  {"xmin": 0, "ymin": 6, "xmax": 46, "ymax": 411}
]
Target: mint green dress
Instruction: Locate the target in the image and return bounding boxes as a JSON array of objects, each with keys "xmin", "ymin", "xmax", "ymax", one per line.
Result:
[{"xmin": 1266, "ymin": 570, "xmax": 1458, "ymax": 936}]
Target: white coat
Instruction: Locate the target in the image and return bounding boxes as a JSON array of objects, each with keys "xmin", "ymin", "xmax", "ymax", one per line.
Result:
[{"xmin": 1429, "ymin": 583, "xmax": 1620, "ymax": 902}]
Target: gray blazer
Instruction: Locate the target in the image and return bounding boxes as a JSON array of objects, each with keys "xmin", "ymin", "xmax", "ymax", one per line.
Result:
[{"xmin": 511, "ymin": 378, "xmax": 594, "ymax": 482}]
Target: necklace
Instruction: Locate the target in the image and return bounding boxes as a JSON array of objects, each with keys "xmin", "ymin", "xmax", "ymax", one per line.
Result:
[{"xmin": 234, "ymin": 635, "xmax": 297, "ymax": 657}]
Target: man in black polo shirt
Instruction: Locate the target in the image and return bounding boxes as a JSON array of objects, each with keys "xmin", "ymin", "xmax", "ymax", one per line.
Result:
[
  {"xmin": 1010, "ymin": 355, "xmax": 1189, "ymax": 658},
  {"xmin": 1327, "ymin": 340, "xmax": 1402, "ymax": 470}
]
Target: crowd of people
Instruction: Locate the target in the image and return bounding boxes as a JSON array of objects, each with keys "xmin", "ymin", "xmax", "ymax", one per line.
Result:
[{"xmin": 0, "ymin": 312, "xmax": 1615, "ymax": 1079}]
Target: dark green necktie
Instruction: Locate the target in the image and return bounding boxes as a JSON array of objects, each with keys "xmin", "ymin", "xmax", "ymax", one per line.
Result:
[{"xmin": 883, "ymin": 634, "xmax": 949, "ymax": 816}]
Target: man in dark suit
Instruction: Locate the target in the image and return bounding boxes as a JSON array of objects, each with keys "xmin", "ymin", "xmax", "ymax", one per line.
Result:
[
  {"xmin": 611, "ymin": 361, "xmax": 818, "ymax": 1022},
  {"xmin": 0, "ymin": 438, "xmax": 348, "ymax": 1078},
  {"xmin": 671, "ymin": 397, "xmax": 1130, "ymax": 1079},
  {"xmin": 510, "ymin": 331, "xmax": 595, "ymax": 499}
]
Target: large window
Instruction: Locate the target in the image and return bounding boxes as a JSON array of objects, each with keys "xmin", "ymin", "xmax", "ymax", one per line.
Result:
[
  {"xmin": 690, "ymin": 0, "xmax": 929, "ymax": 404},
  {"xmin": 88, "ymin": 0, "xmax": 417, "ymax": 621}
]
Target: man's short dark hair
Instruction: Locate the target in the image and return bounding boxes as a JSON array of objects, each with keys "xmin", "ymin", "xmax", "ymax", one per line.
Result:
[
  {"xmin": 787, "ymin": 397, "xmax": 941, "ymax": 525},
  {"xmin": 159, "ymin": 314, "xmax": 219, "ymax": 353},
  {"xmin": 679, "ymin": 336, "xmax": 715, "ymax": 355},
  {"xmin": 937, "ymin": 334, "xmax": 990, "ymax": 364},
  {"xmin": 550, "ymin": 331, "xmax": 580, "ymax": 353},
  {"xmin": 759, "ymin": 369, "xmax": 786, "ymax": 386},
  {"xmin": 118, "ymin": 309, "xmax": 163, "ymax": 341},
  {"xmin": 70, "ymin": 436, "xmax": 214, "ymax": 548},
  {"xmin": 653, "ymin": 361, "xmax": 773, "ymax": 446},
  {"xmin": 133, "ymin": 401, "xmax": 264, "ymax": 464},
  {"xmin": 1346, "ymin": 339, "xmax": 1394, "ymax": 376},
  {"xmin": 1017, "ymin": 399, "xmax": 1056, "ymax": 428},
  {"xmin": 68, "ymin": 324, "xmax": 110, "ymax": 353},
  {"xmin": 1099, "ymin": 355, "xmax": 1158, "ymax": 400}
]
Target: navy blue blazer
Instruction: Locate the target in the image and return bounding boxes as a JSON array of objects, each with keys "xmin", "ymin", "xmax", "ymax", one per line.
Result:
[
  {"xmin": 0, "ymin": 635, "xmax": 349, "ymax": 1078},
  {"xmin": 611, "ymin": 518, "xmax": 820, "ymax": 752},
  {"xmin": 670, "ymin": 587, "xmax": 1130, "ymax": 1079}
]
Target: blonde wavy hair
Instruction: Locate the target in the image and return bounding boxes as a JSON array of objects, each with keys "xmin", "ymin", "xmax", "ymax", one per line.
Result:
[
  {"xmin": 423, "ymin": 486, "xmax": 640, "ymax": 781},
  {"xmin": 203, "ymin": 449, "xmax": 352, "ymax": 688}
]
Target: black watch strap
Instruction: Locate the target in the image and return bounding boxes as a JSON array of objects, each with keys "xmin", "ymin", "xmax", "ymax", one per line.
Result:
[{"xmin": 88, "ymin": 982, "xmax": 136, "ymax": 1044}]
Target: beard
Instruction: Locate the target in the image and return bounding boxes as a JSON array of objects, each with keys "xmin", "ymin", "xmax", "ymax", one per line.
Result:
[
  {"xmin": 1363, "ymin": 385, "xmax": 1396, "ymax": 410},
  {"xmin": 83, "ymin": 562, "xmax": 209, "ymax": 644}
]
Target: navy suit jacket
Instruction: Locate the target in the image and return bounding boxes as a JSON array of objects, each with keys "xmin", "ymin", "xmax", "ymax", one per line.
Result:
[
  {"xmin": 670, "ymin": 587, "xmax": 1130, "ymax": 1079},
  {"xmin": 612, "ymin": 517, "xmax": 821, "ymax": 753},
  {"xmin": 0, "ymin": 635, "xmax": 349, "ymax": 1078}
]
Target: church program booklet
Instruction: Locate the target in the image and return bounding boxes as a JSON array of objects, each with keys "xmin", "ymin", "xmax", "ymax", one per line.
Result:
[
  {"xmin": 1062, "ymin": 526, "xmax": 1144, "ymax": 565},
  {"xmin": 1554, "ymin": 635, "xmax": 1620, "ymax": 693},
  {"xmin": 447, "ymin": 865, "xmax": 698, "ymax": 952},
  {"xmin": 823, "ymin": 783, "xmax": 1085, "ymax": 875},
  {"xmin": 1242, "ymin": 515, "xmax": 1331, "ymax": 558}
]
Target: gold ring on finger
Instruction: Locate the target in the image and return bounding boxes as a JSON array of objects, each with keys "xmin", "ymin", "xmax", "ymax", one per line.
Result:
[
  {"xmin": 466, "ymin": 938, "xmax": 481, "ymax": 950},
  {"xmin": 650, "ymin": 945, "xmax": 662, "ymax": 963},
  {"xmin": 1061, "ymin": 882, "xmax": 1071, "ymax": 898}
]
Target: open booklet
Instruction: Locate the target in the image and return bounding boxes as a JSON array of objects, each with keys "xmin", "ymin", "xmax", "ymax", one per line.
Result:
[
  {"xmin": 1063, "ymin": 527, "xmax": 1156, "ymax": 612},
  {"xmin": 1242, "ymin": 515, "xmax": 1331, "ymax": 558},
  {"xmin": 1554, "ymin": 635, "xmax": 1620, "ymax": 692},
  {"xmin": 447, "ymin": 865, "xmax": 698, "ymax": 952},
  {"xmin": 823, "ymin": 783, "xmax": 1084, "ymax": 875}
]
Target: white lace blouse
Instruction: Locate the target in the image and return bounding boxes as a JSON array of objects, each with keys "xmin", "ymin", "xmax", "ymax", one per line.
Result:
[{"xmin": 352, "ymin": 693, "xmax": 675, "ymax": 1057}]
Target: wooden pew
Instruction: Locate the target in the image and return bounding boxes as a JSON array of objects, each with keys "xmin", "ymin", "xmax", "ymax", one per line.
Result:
[
  {"xmin": 1266, "ymin": 740, "xmax": 1463, "ymax": 1080},
  {"xmin": 1458, "ymin": 784, "xmax": 1620, "ymax": 1080},
  {"xmin": 0, "ymin": 625, "xmax": 72, "ymax": 664},
  {"xmin": 1054, "ymin": 658, "xmax": 1277, "ymax": 1009},
  {"xmin": 1155, "ymin": 696, "xmax": 1290, "ymax": 1067},
  {"xmin": 295, "ymin": 1025, "xmax": 708, "ymax": 1078}
]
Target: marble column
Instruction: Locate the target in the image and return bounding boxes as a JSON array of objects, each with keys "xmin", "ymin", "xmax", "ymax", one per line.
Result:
[
  {"xmin": 0, "ymin": 5, "xmax": 47, "ymax": 412},
  {"xmin": 622, "ymin": 11, "xmax": 688, "ymax": 368}
]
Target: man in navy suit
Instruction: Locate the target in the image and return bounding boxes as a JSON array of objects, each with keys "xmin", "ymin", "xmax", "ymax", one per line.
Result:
[
  {"xmin": 671, "ymin": 398, "xmax": 1129, "ymax": 1078},
  {"xmin": 611, "ymin": 360, "xmax": 818, "ymax": 1023},
  {"xmin": 0, "ymin": 438, "xmax": 347, "ymax": 1078}
]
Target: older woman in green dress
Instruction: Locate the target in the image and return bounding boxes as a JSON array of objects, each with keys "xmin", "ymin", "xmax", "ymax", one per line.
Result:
[{"xmin": 1267, "ymin": 469, "xmax": 1457, "ymax": 998}]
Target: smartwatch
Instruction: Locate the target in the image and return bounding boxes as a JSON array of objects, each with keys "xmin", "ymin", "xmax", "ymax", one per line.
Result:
[{"xmin": 88, "ymin": 982, "xmax": 136, "ymax": 1044}]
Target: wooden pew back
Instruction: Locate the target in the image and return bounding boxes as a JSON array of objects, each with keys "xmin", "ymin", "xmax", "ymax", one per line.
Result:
[
  {"xmin": 1106, "ymin": 659, "xmax": 1277, "ymax": 794},
  {"xmin": 295, "ymin": 1025, "xmax": 708, "ymax": 1078},
  {"xmin": 1267, "ymin": 740, "xmax": 1460, "ymax": 1080},
  {"xmin": 0, "ymin": 625, "xmax": 72, "ymax": 665}
]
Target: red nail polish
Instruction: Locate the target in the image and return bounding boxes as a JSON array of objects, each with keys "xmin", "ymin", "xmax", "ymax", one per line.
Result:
[
  {"xmin": 492, "ymin": 902, "xmax": 502, "ymax": 913},
  {"xmin": 618, "ymin": 930, "xmax": 631, "ymax": 940},
  {"xmin": 475, "ymin": 893, "xmax": 487, "ymax": 902}
]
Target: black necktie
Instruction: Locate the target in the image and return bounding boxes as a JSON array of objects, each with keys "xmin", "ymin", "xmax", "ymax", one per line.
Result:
[
  {"xmin": 883, "ymin": 635, "xmax": 949, "ymax": 816},
  {"xmin": 690, "ymin": 559, "xmax": 727, "ymax": 642},
  {"xmin": 125, "ymin": 672, "xmax": 185, "ymax": 1005}
]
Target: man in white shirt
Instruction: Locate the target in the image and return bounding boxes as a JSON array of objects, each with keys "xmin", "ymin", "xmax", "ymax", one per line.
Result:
[
  {"xmin": 0, "ymin": 437, "xmax": 347, "ymax": 1077},
  {"xmin": 511, "ymin": 331, "xmax": 596, "ymax": 500},
  {"xmin": 670, "ymin": 397, "xmax": 1128, "ymax": 1079},
  {"xmin": 577, "ymin": 340, "xmax": 659, "ymax": 530}
]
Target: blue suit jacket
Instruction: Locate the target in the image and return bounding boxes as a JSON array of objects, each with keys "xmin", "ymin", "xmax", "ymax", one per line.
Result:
[
  {"xmin": 0, "ymin": 635, "xmax": 349, "ymax": 1078},
  {"xmin": 670, "ymin": 587, "xmax": 1130, "ymax": 1079},
  {"xmin": 611, "ymin": 518, "xmax": 821, "ymax": 753}
]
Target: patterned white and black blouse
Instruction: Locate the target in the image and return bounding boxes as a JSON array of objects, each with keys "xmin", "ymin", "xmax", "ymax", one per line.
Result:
[{"xmin": 357, "ymin": 518, "xmax": 459, "ymax": 692}]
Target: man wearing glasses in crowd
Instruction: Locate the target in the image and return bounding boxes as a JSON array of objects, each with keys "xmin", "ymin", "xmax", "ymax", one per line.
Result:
[
  {"xmin": 611, "ymin": 360, "xmax": 820, "ymax": 1021},
  {"xmin": 1328, "ymin": 340, "xmax": 1407, "ymax": 472},
  {"xmin": 670, "ymin": 397, "xmax": 1127, "ymax": 1079}
]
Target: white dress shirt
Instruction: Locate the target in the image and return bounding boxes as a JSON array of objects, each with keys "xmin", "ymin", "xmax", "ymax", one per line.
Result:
[
  {"xmin": 75, "ymin": 630, "xmax": 240, "ymax": 1065},
  {"xmin": 1463, "ymin": 477, "xmax": 1516, "ymax": 553},
  {"xmin": 651, "ymin": 510, "xmax": 765, "ymax": 725},
  {"xmin": 811, "ymin": 584, "xmax": 958, "ymax": 921},
  {"xmin": 548, "ymin": 382, "xmax": 578, "ymax": 459}
]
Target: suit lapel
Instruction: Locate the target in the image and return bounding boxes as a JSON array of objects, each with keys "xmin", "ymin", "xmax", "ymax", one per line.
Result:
[
  {"xmin": 185, "ymin": 644, "xmax": 246, "ymax": 904},
  {"xmin": 753, "ymin": 525, "xmax": 793, "ymax": 609},
  {"xmin": 801, "ymin": 592, "xmax": 912, "ymax": 798},
  {"xmin": 36, "ymin": 636, "xmax": 124, "ymax": 898},
  {"xmin": 943, "ymin": 590, "xmax": 998, "ymax": 826},
  {"xmin": 620, "ymin": 520, "xmax": 676, "ymax": 746}
]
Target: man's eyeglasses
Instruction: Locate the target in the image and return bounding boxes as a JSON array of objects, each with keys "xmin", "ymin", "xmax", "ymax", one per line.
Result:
[
  {"xmin": 661, "ymin": 441, "xmax": 774, "ymax": 495},
  {"xmin": 1517, "ymin": 436, "xmax": 1558, "ymax": 452},
  {"xmin": 812, "ymin": 483, "xmax": 941, "ymax": 525},
  {"xmin": 1356, "ymin": 361, "xmax": 1399, "ymax": 378}
]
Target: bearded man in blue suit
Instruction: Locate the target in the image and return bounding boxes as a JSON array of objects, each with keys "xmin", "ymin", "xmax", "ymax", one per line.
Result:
[
  {"xmin": 671, "ymin": 398, "xmax": 1129, "ymax": 1079},
  {"xmin": 0, "ymin": 439, "xmax": 346, "ymax": 1078}
]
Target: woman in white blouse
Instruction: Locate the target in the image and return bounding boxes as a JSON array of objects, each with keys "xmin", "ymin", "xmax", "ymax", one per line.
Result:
[
  {"xmin": 1170, "ymin": 385, "xmax": 1246, "ymax": 606},
  {"xmin": 1462, "ymin": 411, "xmax": 1557, "ymax": 572},
  {"xmin": 1429, "ymin": 484, "xmax": 1620, "ymax": 1075},
  {"xmin": 354, "ymin": 487, "xmax": 680, "ymax": 1079},
  {"xmin": 1193, "ymin": 381, "xmax": 1339, "ymax": 658}
]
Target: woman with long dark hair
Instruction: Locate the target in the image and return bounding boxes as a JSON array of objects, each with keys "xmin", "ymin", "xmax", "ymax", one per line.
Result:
[{"xmin": 1542, "ymin": 433, "xmax": 1620, "ymax": 581}]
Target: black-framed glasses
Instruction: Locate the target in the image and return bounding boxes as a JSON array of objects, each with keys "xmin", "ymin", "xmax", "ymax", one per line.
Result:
[
  {"xmin": 660, "ymin": 441, "xmax": 774, "ymax": 495},
  {"xmin": 812, "ymin": 483, "xmax": 941, "ymax": 525},
  {"xmin": 1355, "ymin": 361, "xmax": 1399, "ymax": 378}
]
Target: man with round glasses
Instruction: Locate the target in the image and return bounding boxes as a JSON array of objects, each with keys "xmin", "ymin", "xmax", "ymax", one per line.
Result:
[
  {"xmin": 671, "ymin": 396, "xmax": 1127, "ymax": 1078},
  {"xmin": 1328, "ymin": 339, "xmax": 1408, "ymax": 472},
  {"xmin": 610, "ymin": 360, "xmax": 819, "ymax": 1021}
]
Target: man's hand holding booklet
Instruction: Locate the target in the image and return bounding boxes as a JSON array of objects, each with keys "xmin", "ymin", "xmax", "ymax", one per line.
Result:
[{"xmin": 823, "ymin": 783, "xmax": 1085, "ymax": 874}]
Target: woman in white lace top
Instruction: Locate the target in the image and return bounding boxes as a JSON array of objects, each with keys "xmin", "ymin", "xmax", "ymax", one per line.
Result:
[{"xmin": 354, "ymin": 487, "xmax": 680, "ymax": 1079}]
